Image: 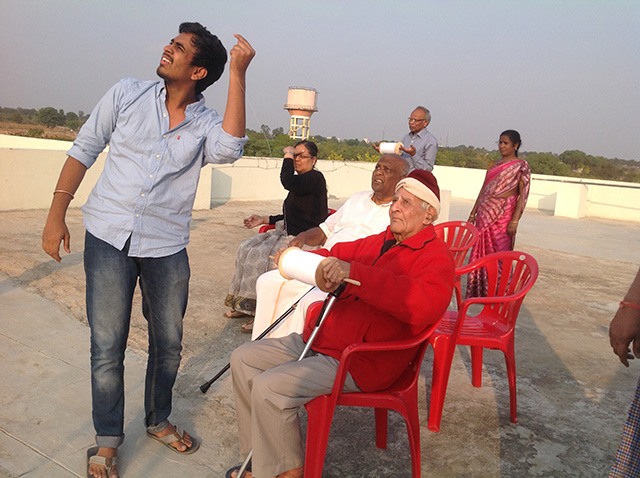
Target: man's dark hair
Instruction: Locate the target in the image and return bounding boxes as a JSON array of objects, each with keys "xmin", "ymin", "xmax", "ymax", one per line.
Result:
[{"xmin": 179, "ymin": 22, "xmax": 227, "ymax": 94}]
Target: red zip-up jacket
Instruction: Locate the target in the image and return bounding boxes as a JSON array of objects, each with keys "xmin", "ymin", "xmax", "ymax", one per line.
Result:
[{"xmin": 304, "ymin": 224, "xmax": 455, "ymax": 392}]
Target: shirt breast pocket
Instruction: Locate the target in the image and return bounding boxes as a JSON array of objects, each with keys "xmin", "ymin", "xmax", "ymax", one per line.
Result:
[{"xmin": 164, "ymin": 133, "xmax": 204, "ymax": 171}]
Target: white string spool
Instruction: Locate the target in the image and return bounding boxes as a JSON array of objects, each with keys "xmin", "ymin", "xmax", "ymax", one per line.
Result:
[
  {"xmin": 278, "ymin": 247, "xmax": 361, "ymax": 290},
  {"xmin": 278, "ymin": 248, "xmax": 324, "ymax": 286},
  {"xmin": 379, "ymin": 142, "xmax": 404, "ymax": 155}
]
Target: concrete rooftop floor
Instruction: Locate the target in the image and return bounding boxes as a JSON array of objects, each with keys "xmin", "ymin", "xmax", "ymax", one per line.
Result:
[{"xmin": 1, "ymin": 197, "xmax": 639, "ymax": 478}]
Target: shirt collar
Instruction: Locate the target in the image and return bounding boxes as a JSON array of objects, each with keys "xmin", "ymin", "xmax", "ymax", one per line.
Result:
[
  {"xmin": 383, "ymin": 224, "xmax": 437, "ymax": 250},
  {"xmin": 369, "ymin": 191, "xmax": 393, "ymax": 207},
  {"xmin": 409, "ymin": 127, "xmax": 429, "ymax": 139},
  {"xmin": 157, "ymin": 81, "xmax": 207, "ymax": 118}
]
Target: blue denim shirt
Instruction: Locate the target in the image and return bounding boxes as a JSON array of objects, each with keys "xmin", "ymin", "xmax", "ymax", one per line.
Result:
[
  {"xmin": 68, "ymin": 78, "xmax": 247, "ymax": 257},
  {"xmin": 400, "ymin": 127, "xmax": 438, "ymax": 172}
]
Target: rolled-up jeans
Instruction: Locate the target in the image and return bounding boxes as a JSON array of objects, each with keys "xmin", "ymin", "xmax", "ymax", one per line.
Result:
[{"xmin": 84, "ymin": 232, "xmax": 189, "ymax": 448}]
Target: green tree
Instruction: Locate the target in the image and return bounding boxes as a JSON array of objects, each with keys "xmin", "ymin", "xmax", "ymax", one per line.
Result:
[
  {"xmin": 559, "ymin": 150, "xmax": 587, "ymax": 171},
  {"xmin": 36, "ymin": 107, "xmax": 65, "ymax": 127},
  {"xmin": 9, "ymin": 111, "xmax": 23, "ymax": 123},
  {"xmin": 526, "ymin": 152, "xmax": 572, "ymax": 176}
]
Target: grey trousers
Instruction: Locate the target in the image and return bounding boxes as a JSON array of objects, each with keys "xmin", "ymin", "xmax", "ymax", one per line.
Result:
[{"xmin": 230, "ymin": 333, "xmax": 360, "ymax": 478}]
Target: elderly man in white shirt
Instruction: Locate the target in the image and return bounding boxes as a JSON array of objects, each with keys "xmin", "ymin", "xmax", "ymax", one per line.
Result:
[{"xmin": 250, "ymin": 154, "xmax": 408, "ymax": 339}]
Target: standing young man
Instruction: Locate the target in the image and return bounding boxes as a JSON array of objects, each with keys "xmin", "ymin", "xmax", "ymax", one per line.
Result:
[{"xmin": 42, "ymin": 22, "xmax": 254, "ymax": 478}]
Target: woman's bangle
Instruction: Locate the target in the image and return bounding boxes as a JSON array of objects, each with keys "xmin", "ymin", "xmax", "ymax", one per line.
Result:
[
  {"xmin": 620, "ymin": 301, "xmax": 640, "ymax": 310},
  {"xmin": 53, "ymin": 189, "xmax": 75, "ymax": 199}
]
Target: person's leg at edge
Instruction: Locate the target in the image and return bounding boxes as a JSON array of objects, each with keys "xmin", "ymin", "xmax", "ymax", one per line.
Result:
[
  {"xmin": 139, "ymin": 248, "xmax": 195, "ymax": 452},
  {"xmin": 85, "ymin": 232, "xmax": 139, "ymax": 477},
  {"xmin": 230, "ymin": 334, "xmax": 360, "ymax": 478}
]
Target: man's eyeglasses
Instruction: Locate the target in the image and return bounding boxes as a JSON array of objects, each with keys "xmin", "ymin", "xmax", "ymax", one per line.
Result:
[{"xmin": 408, "ymin": 118, "xmax": 426, "ymax": 123}]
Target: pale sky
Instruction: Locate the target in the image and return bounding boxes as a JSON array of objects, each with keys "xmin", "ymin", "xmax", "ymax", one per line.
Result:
[{"xmin": 1, "ymin": 0, "xmax": 638, "ymax": 160}]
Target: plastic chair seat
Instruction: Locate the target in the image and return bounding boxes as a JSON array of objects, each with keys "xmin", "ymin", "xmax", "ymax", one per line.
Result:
[{"xmin": 437, "ymin": 311, "xmax": 512, "ymax": 339}]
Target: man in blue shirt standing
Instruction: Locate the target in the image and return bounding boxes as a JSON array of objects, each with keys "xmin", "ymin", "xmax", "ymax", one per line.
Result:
[
  {"xmin": 399, "ymin": 106, "xmax": 438, "ymax": 171},
  {"xmin": 374, "ymin": 106, "xmax": 438, "ymax": 171},
  {"xmin": 42, "ymin": 22, "xmax": 254, "ymax": 478}
]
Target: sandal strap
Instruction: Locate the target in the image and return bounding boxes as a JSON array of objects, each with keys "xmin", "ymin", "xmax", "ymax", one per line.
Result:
[
  {"xmin": 157, "ymin": 425, "xmax": 187, "ymax": 445},
  {"xmin": 89, "ymin": 454, "xmax": 117, "ymax": 467}
]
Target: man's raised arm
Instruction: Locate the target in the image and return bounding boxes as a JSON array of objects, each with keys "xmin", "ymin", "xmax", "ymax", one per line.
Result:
[{"xmin": 221, "ymin": 34, "xmax": 255, "ymax": 138}]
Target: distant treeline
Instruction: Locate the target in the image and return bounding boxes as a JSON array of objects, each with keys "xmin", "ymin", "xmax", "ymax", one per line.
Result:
[
  {"xmin": 0, "ymin": 106, "xmax": 89, "ymax": 131},
  {"xmin": 246, "ymin": 125, "xmax": 640, "ymax": 183},
  {"xmin": 2, "ymin": 109, "xmax": 637, "ymax": 183}
]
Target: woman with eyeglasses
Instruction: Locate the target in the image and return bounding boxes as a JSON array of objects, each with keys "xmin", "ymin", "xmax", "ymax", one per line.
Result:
[
  {"xmin": 466, "ymin": 130, "xmax": 531, "ymax": 297},
  {"xmin": 225, "ymin": 140, "xmax": 328, "ymax": 331}
]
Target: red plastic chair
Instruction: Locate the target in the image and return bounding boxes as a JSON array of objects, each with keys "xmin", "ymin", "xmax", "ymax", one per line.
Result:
[
  {"xmin": 258, "ymin": 208, "xmax": 337, "ymax": 233},
  {"xmin": 302, "ymin": 302, "xmax": 441, "ymax": 478},
  {"xmin": 427, "ymin": 251, "xmax": 538, "ymax": 432},
  {"xmin": 433, "ymin": 221, "xmax": 479, "ymax": 306}
]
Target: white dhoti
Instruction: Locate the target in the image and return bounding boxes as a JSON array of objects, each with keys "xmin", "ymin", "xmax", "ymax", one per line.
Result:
[
  {"xmin": 252, "ymin": 191, "xmax": 393, "ymax": 341},
  {"xmin": 252, "ymin": 269, "xmax": 328, "ymax": 340}
]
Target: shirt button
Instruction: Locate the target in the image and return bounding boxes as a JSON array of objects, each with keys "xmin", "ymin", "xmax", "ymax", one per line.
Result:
[
  {"xmin": 156, "ymin": 154, "xmax": 160, "ymax": 158},
  {"xmin": 163, "ymin": 113, "xmax": 167, "ymax": 117},
  {"xmin": 149, "ymin": 175, "xmax": 153, "ymax": 178},
  {"xmin": 141, "ymin": 193, "xmax": 145, "ymax": 197},
  {"xmin": 163, "ymin": 135, "xmax": 167, "ymax": 139},
  {"xmin": 136, "ymin": 214, "xmax": 140, "ymax": 218}
]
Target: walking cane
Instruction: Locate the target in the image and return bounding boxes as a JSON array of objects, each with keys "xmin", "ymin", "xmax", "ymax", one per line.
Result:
[
  {"xmin": 200, "ymin": 285, "xmax": 317, "ymax": 394},
  {"xmin": 234, "ymin": 281, "xmax": 348, "ymax": 478}
]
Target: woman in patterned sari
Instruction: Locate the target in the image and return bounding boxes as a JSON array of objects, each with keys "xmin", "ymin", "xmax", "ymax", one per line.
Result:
[
  {"xmin": 466, "ymin": 130, "xmax": 530, "ymax": 297},
  {"xmin": 225, "ymin": 141, "xmax": 328, "ymax": 331}
]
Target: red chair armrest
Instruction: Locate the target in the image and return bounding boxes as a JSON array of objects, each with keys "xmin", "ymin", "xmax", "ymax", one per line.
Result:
[{"xmin": 258, "ymin": 224, "xmax": 275, "ymax": 233}]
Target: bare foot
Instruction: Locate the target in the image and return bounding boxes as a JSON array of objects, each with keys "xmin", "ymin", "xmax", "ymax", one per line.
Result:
[
  {"xmin": 277, "ymin": 467, "xmax": 304, "ymax": 478},
  {"xmin": 88, "ymin": 447, "xmax": 118, "ymax": 478},
  {"xmin": 241, "ymin": 318, "xmax": 254, "ymax": 333},
  {"xmin": 151, "ymin": 424, "xmax": 194, "ymax": 452},
  {"xmin": 228, "ymin": 470, "xmax": 253, "ymax": 478},
  {"xmin": 226, "ymin": 310, "xmax": 248, "ymax": 318},
  {"xmin": 227, "ymin": 465, "xmax": 302, "ymax": 478}
]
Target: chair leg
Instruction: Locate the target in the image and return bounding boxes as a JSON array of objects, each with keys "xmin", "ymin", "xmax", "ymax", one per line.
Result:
[
  {"xmin": 304, "ymin": 396, "xmax": 336, "ymax": 478},
  {"xmin": 427, "ymin": 336, "xmax": 455, "ymax": 432},
  {"xmin": 404, "ymin": 392, "xmax": 422, "ymax": 477},
  {"xmin": 504, "ymin": 344, "xmax": 518, "ymax": 423},
  {"xmin": 470, "ymin": 346, "xmax": 484, "ymax": 387},
  {"xmin": 374, "ymin": 408, "xmax": 388, "ymax": 449},
  {"xmin": 454, "ymin": 279, "xmax": 462, "ymax": 309}
]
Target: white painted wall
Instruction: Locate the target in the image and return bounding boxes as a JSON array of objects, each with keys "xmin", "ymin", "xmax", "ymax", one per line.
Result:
[{"xmin": 1, "ymin": 135, "xmax": 638, "ymax": 223}]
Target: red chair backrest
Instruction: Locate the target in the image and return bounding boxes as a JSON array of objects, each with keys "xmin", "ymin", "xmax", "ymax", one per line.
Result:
[
  {"xmin": 456, "ymin": 251, "xmax": 538, "ymax": 332},
  {"xmin": 433, "ymin": 221, "xmax": 478, "ymax": 268}
]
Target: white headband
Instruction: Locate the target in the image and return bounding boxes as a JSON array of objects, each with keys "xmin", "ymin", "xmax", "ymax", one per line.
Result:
[{"xmin": 395, "ymin": 177, "xmax": 441, "ymax": 215}]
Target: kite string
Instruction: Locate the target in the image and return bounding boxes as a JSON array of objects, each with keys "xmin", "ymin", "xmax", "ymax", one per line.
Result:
[{"xmin": 230, "ymin": 70, "xmax": 273, "ymax": 158}]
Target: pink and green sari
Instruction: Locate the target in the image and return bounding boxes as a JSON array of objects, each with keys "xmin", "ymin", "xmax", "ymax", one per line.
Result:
[{"xmin": 466, "ymin": 159, "xmax": 531, "ymax": 298}]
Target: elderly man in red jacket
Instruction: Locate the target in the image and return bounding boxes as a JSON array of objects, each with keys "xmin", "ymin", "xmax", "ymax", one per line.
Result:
[{"xmin": 227, "ymin": 170, "xmax": 455, "ymax": 478}]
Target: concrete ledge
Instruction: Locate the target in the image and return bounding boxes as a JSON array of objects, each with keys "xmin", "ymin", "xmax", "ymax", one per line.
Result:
[
  {"xmin": 554, "ymin": 182, "xmax": 588, "ymax": 218},
  {"xmin": 2, "ymin": 135, "xmax": 639, "ymax": 223}
]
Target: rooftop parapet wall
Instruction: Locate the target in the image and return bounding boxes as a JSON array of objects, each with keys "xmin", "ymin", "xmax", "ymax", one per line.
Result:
[{"xmin": 1, "ymin": 135, "xmax": 638, "ymax": 222}]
